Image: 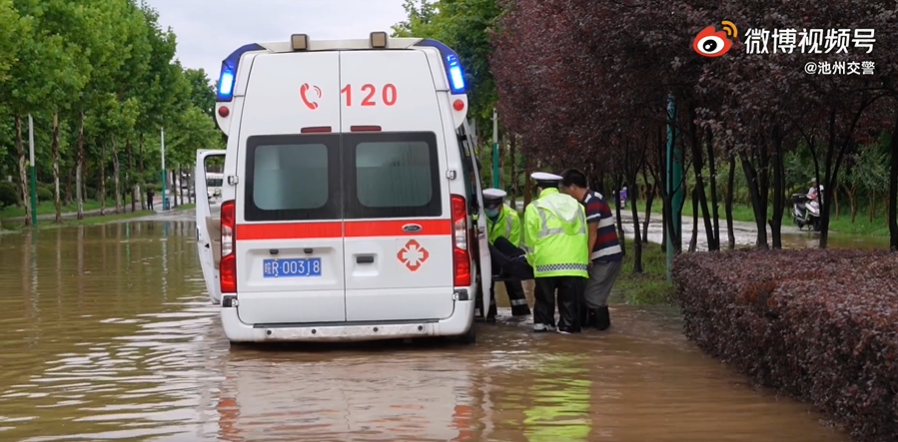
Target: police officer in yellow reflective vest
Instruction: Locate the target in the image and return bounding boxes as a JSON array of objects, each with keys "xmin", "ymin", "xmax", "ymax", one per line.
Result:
[
  {"xmin": 523, "ymin": 172, "xmax": 589, "ymax": 334},
  {"xmin": 482, "ymin": 188, "xmax": 531, "ymax": 318}
]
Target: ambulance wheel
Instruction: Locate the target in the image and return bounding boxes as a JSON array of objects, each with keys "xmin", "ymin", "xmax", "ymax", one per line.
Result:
[{"xmin": 457, "ymin": 324, "xmax": 477, "ymax": 345}]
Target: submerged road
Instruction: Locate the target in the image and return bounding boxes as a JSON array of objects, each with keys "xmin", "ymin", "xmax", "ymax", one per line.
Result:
[{"xmin": 0, "ymin": 211, "xmax": 852, "ymax": 441}]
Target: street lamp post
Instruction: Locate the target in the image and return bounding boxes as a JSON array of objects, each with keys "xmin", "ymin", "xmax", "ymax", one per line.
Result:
[
  {"xmin": 665, "ymin": 93, "xmax": 683, "ymax": 281},
  {"xmin": 161, "ymin": 127, "xmax": 168, "ymax": 211},
  {"xmin": 28, "ymin": 115, "xmax": 37, "ymax": 226}
]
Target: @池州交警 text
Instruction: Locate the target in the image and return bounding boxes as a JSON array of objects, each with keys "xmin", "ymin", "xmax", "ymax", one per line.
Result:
[{"xmin": 803, "ymin": 60, "xmax": 874, "ymax": 75}]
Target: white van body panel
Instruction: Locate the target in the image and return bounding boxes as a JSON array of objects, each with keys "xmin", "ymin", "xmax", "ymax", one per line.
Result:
[
  {"xmin": 339, "ymin": 50, "xmax": 454, "ymax": 322},
  {"xmin": 195, "ymin": 149, "xmax": 226, "ymax": 305},
  {"xmin": 211, "ymin": 36, "xmax": 485, "ymax": 343},
  {"xmin": 234, "ymin": 51, "xmax": 345, "ymax": 325}
]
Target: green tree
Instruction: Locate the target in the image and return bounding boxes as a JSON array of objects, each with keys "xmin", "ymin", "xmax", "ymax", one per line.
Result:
[
  {"xmin": 184, "ymin": 68, "xmax": 216, "ymax": 117},
  {"xmin": 5, "ymin": 0, "xmax": 74, "ymax": 225}
]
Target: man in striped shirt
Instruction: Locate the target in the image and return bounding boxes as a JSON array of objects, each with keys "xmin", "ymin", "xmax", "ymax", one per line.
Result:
[{"xmin": 560, "ymin": 169, "xmax": 622, "ymax": 331}]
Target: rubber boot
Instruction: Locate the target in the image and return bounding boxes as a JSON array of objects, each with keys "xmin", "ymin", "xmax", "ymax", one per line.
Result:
[{"xmin": 595, "ymin": 306, "xmax": 610, "ymax": 331}]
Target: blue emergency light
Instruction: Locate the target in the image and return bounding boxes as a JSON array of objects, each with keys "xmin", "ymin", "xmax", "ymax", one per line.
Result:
[
  {"xmin": 415, "ymin": 39, "xmax": 466, "ymax": 94},
  {"xmin": 217, "ymin": 43, "xmax": 265, "ymax": 102}
]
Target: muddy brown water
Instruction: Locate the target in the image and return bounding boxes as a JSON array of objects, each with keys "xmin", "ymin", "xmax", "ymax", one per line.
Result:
[{"xmin": 0, "ymin": 214, "xmax": 852, "ymax": 441}]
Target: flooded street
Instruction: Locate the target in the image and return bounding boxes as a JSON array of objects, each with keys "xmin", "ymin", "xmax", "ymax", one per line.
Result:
[{"xmin": 0, "ymin": 213, "xmax": 851, "ymax": 441}]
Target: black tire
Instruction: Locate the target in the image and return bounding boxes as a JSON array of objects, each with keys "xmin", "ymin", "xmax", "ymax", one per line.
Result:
[{"xmin": 813, "ymin": 219, "xmax": 823, "ymax": 232}]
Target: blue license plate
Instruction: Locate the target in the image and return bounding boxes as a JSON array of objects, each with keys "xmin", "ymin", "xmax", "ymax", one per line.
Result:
[{"xmin": 262, "ymin": 258, "xmax": 322, "ymax": 278}]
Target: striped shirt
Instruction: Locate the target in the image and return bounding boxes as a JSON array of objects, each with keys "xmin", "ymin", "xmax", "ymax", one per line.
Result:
[{"xmin": 582, "ymin": 190, "xmax": 622, "ymax": 262}]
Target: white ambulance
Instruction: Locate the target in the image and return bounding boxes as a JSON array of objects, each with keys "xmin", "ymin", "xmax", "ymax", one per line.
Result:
[{"xmin": 194, "ymin": 32, "xmax": 492, "ymax": 344}]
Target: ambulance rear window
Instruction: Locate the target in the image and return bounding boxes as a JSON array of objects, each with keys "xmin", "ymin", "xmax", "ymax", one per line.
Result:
[
  {"xmin": 243, "ymin": 134, "xmax": 341, "ymax": 221},
  {"xmin": 344, "ymin": 132, "xmax": 441, "ymax": 218}
]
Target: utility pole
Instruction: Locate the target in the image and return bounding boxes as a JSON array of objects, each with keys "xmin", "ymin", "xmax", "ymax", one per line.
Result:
[
  {"xmin": 28, "ymin": 115, "xmax": 37, "ymax": 226},
  {"xmin": 161, "ymin": 127, "xmax": 168, "ymax": 211},
  {"xmin": 492, "ymin": 108, "xmax": 500, "ymax": 188},
  {"xmin": 665, "ymin": 93, "xmax": 683, "ymax": 281}
]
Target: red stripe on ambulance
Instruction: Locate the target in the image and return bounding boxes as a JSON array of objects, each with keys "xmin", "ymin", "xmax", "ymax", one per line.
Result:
[
  {"xmin": 235, "ymin": 220, "xmax": 451, "ymax": 240},
  {"xmin": 236, "ymin": 222, "xmax": 342, "ymax": 240},
  {"xmin": 344, "ymin": 219, "xmax": 451, "ymax": 237}
]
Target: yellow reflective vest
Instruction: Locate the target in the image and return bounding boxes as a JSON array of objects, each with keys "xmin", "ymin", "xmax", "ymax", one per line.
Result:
[
  {"xmin": 487, "ymin": 205, "xmax": 522, "ymax": 247},
  {"xmin": 522, "ymin": 188, "xmax": 589, "ymax": 278}
]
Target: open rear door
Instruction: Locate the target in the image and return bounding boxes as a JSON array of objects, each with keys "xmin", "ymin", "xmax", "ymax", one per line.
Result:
[
  {"xmin": 195, "ymin": 149, "xmax": 226, "ymax": 304},
  {"xmin": 458, "ymin": 121, "xmax": 491, "ymax": 312}
]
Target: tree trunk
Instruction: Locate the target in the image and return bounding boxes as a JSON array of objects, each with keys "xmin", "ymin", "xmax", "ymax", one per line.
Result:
[
  {"xmin": 688, "ymin": 187, "xmax": 699, "ymax": 252},
  {"xmin": 112, "ymin": 135, "xmax": 122, "ymax": 214},
  {"xmin": 15, "ymin": 116, "xmax": 32, "ymax": 226},
  {"xmin": 725, "ymin": 154, "xmax": 736, "ymax": 249},
  {"xmin": 888, "ymin": 105, "xmax": 898, "ymax": 250},
  {"xmin": 76, "ymin": 112, "xmax": 85, "ymax": 220},
  {"xmin": 642, "ymin": 166, "xmax": 654, "ymax": 244},
  {"xmin": 705, "ymin": 127, "xmax": 720, "ymax": 251},
  {"xmin": 627, "ymin": 156, "xmax": 643, "ymax": 273},
  {"xmin": 740, "ymin": 151, "xmax": 769, "ymax": 249},
  {"xmin": 769, "ymin": 125, "xmax": 785, "ymax": 249},
  {"xmin": 870, "ymin": 193, "xmax": 876, "ymax": 224},
  {"xmin": 99, "ymin": 141, "xmax": 107, "ymax": 215},
  {"xmin": 509, "ymin": 134, "xmax": 517, "ymax": 210},
  {"xmin": 614, "ymin": 175, "xmax": 626, "ymax": 257},
  {"xmin": 687, "ymin": 111, "xmax": 716, "ymax": 251},
  {"xmin": 52, "ymin": 113, "xmax": 62, "ymax": 223},
  {"xmin": 848, "ymin": 188, "xmax": 858, "ymax": 222},
  {"xmin": 523, "ymin": 145, "xmax": 532, "ymax": 206},
  {"xmin": 128, "ymin": 138, "xmax": 136, "ymax": 213}
]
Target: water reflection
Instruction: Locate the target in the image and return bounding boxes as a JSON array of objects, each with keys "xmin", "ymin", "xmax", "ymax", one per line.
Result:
[
  {"xmin": 523, "ymin": 355, "xmax": 591, "ymax": 442},
  {"xmin": 0, "ymin": 218, "xmax": 852, "ymax": 441}
]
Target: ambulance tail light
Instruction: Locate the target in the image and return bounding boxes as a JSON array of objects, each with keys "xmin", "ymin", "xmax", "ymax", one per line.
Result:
[
  {"xmin": 217, "ymin": 43, "xmax": 265, "ymax": 102},
  {"xmin": 451, "ymin": 194, "xmax": 471, "ymax": 287},
  {"xmin": 220, "ymin": 199, "xmax": 237, "ymax": 293}
]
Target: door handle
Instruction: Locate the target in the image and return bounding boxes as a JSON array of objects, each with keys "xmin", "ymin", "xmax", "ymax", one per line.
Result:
[{"xmin": 356, "ymin": 255, "xmax": 375, "ymax": 264}]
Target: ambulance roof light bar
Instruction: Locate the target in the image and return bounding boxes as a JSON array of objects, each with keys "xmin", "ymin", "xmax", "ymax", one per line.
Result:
[{"xmin": 217, "ymin": 43, "xmax": 265, "ymax": 102}]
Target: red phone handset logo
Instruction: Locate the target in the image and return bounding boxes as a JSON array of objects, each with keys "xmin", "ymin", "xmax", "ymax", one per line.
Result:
[
  {"xmin": 693, "ymin": 21, "xmax": 737, "ymax": 58},
  {"xmin": 300, "ymin": 84, "xmax": 322, "ymax": 110}
]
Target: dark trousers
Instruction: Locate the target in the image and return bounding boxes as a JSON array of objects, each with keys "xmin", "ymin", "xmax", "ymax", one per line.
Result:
[
  {"xmin": 486, "ymin": 279, "xmax": 531, "ymax": 318},
  {"xmin": 476, "ymin": 237, "xmax": 534, "ymax": 319},
  {"xmin": 533, "ymin": 276, "xmax": 585, "ymax": 332},
  {"xmin": 147, "ymin": 196, "xmax": 154, "ymax": 210}
]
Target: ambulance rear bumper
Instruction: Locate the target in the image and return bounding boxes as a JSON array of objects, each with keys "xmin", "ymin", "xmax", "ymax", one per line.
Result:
[{"xmin": 219, "ymin": 294, "xmax": 475, "ymax": 343}]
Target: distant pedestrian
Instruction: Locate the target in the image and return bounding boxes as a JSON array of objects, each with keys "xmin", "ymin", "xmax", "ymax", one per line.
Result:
[
  {"xmin": 560, "ymin": 168, "xmax": 622, "ymax": 331},
  {"xmin": 619, "ymin": 186, "xmax": 628, "ymax": 209},
  {"xmin": 147, "ymin": 188, "xmax": 155, "ymax": 211}
]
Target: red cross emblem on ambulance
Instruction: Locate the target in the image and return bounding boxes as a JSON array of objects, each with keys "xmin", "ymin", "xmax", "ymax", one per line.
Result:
[{"xmin": 398, "ymin": 239, "xmax": 429, "ymax": 271}]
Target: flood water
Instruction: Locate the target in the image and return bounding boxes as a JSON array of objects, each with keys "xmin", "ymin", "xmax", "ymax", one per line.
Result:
[{"xmin": 0, "ymin": 213, "xmax": 851, "ymax": 441}]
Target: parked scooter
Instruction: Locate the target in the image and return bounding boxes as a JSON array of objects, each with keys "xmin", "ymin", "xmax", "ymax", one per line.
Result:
[{"xmin": 791, "ymin": 193, "xmax": 822, "ymax": 231}]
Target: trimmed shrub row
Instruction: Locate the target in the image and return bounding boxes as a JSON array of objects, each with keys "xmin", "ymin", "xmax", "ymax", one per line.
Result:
[{"xmin": 673, "ymin": 249, "xmax": 898, "ymax": 442}]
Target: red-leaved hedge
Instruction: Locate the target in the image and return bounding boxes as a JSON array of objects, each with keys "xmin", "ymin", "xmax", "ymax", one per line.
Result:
[{"xmin": 673, "ymin": 249, "xmax": 898, "ymax": 442}]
